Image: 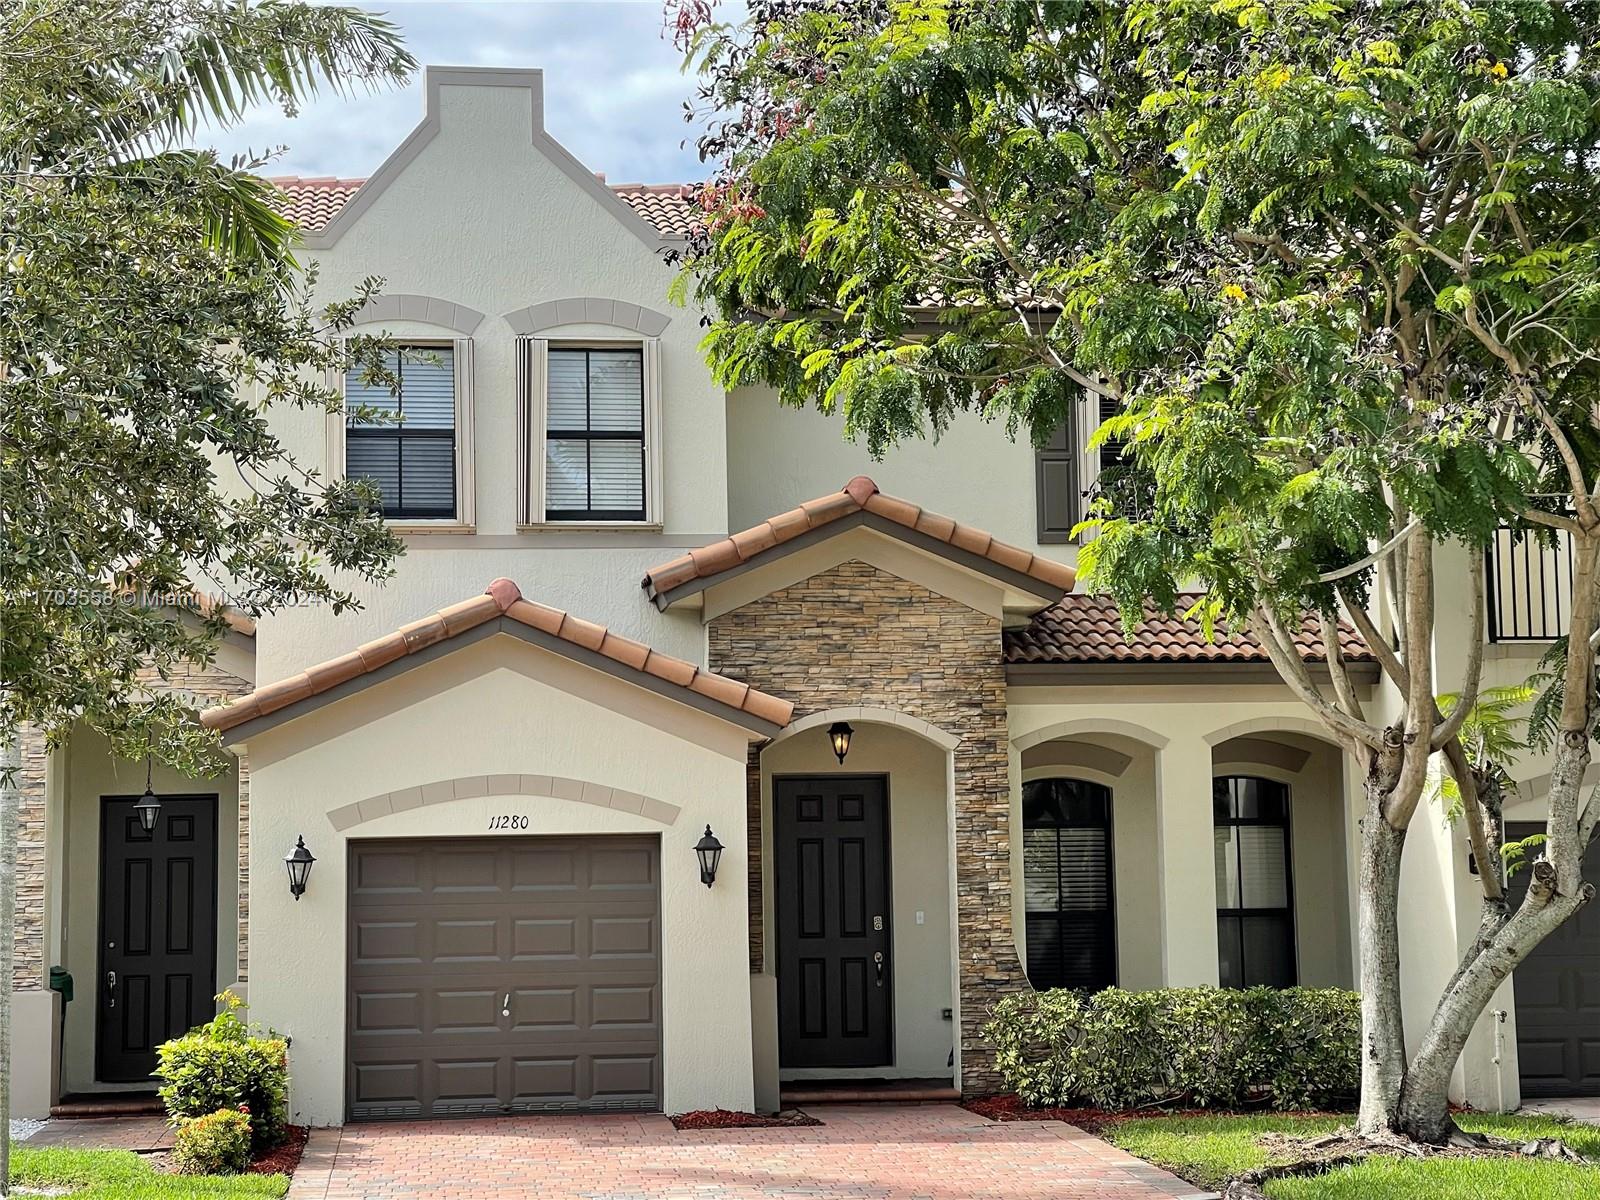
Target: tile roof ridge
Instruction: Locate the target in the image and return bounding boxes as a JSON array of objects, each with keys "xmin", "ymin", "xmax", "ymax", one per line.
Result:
[
  {"xmin": 640, "ymin": 476, "xmax": 1074, "ymax": 603},
  {"xmin": 202, "ymin": 580, "xmax": 793, "ymax": 735}
]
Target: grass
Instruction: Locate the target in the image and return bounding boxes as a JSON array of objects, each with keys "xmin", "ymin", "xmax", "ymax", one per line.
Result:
[
  {"xmin": 1105, "ymin": 1112, "xmax": 1600, "ymax": 1198},
  {"xmin": 8, "ymin": 1145, "xmax": 289, "ymax": 1198}
]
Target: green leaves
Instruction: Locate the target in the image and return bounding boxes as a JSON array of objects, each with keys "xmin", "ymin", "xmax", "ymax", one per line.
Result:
[{"xmin": 1, "ymin": 0, "xmax": 412, "ymax": 766}]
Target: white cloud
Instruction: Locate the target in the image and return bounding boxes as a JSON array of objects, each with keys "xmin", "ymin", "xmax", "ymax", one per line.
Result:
[{"xmin": 205, "ymin": 1, "xmax": 707, "ymax": 182}]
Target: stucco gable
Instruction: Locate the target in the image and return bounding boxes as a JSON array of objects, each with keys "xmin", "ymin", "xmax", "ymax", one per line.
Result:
[{"xmin": 297, "ymin": 66, "xmax": 670, "ymax": 252}]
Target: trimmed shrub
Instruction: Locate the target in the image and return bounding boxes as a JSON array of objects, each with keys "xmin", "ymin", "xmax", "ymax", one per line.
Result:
[
  {"xmin": 157, "ymin": 990, "xmax": 288, "ymax": 1154},
  {"xmin": 172, "ymin": 1107, "xmax": 252, "ymax": 1175},
  {"xmin": 984, "ymin": 986, "xmax": 1360, "ymax": 1111}
]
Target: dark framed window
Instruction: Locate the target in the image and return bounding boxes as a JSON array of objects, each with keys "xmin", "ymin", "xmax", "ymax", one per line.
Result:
[
  {"xmin": 1214, "ymin": 775, "xmax": 1297, "ymax": 988},
  {"xmin": 544, "ymin": 347, "xmax": 645, "ymax": 521},
  {"xmin": 1022, "ymin": 777, "xmax": 1116, "ymax": 992},
  {"xmin": 345, "ymin": 345, "xmax": 456, "ymax": 520}
]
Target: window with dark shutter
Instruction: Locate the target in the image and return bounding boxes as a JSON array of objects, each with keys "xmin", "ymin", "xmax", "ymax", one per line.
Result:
[
  {"xmin": 1034, "ymin": 422, "xmax": 1078, "ymax": 543},
  {"xmin": 544, "ymin": 347, "xmax": 646, "ymax": 521},
  {"xmin": 1214, "ymin": 776, "xmax": 1297, "ymax": 988},
  {"xmin": 1022, "ymin": 778, "xmax": 1117, "ymax": 992},
  {"xmin": 345, "ymin": 345, "xmax": 456, "ymax": 520}
]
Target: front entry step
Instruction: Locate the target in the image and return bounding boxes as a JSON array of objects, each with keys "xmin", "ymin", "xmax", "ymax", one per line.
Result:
[
  {"xmin": 779, "ymin": 1077, "xmax": 960, "ymax": 1105},
  {"xmin": 51, "ymin": 1091, "xmax": 163, "ymax": 1119}
]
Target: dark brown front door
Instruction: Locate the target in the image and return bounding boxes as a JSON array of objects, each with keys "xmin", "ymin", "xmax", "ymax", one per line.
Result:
[
  {"xmin": 774, "ymin": 776, "xmax": 893, "ymax": 1069},
  {"xmin": 1508, "ymin": 822, "xmax": 1600, "ymax": 1096},
  {"xmin": 346, "ymin": 835, "xmax": 662, "ymax": 1120},
  {"xmin": 97, "ymin": 794, "xmax": 219, "ymax": 1083}
]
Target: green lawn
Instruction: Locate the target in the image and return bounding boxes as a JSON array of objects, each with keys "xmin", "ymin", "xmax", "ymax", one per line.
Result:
[
  {"xmin": 9, "ymin": 1146, "xmax": 288, "ymax": 1199},
  {"xmin": 1105, "ymin": 1112, "xmax": 1600, "ymax": 1199}
]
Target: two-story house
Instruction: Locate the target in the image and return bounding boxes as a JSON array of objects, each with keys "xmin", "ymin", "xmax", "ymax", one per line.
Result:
[{"xmin": 10, "ymin": 66, "xmax": 1595, "ymax": 1126}]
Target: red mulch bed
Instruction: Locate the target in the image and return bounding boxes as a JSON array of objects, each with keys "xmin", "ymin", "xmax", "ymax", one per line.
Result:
[
  {"xmin": 963, "ymin": 1095, "xmax": 1355, "ymax": 1136},
  {"xmin": 250, "ymin": 1125, "xmax": 308, "ymax": 1175},
  {"xmin": 671, "ymin": 1109, "xmax": 823, "ymax": 1130}
]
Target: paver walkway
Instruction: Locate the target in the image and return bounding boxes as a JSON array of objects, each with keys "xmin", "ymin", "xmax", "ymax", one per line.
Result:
[
  {"xmin": 22, "ymin": 1114, "xmax": 172, "ymax": 1152},
  {"xmin": 286, "ymin": 1103, "xmax": 1209, "ymax": 1200}
]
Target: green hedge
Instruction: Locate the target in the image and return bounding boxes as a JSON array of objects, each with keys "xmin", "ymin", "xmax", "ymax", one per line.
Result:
[
  {"xmin": 983, "ymin": 986, "xmax": 1360, "ymax": 1111},
  {"xmin": 156, "ymin": 991, "xmax": 288, "ymax": 1155}
]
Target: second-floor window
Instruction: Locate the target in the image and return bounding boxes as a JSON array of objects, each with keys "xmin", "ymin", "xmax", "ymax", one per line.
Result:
[
  {"xmin": 345, "ymin": 345, "xmax": 458, "ymax": 521},
  {"xmin": 543, "ymin": 346, "xmax": 647, "ymax": 522}
]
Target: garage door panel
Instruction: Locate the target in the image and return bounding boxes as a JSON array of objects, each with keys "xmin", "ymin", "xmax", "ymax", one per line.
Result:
[
  {"xmin": 591, "ymin": 1054, "xmax": 657, "ymax": 1099},
  {"xmin": 589, "ymin": 847, "xmax": 657, "ymax": 889},
  {"xmin": 512, "ymin": 917, "xmax": 578, "ymax": 959},
  {"xmin": 512, "ymin": 987, "xmax": 579, "ymax": 1028},
  {"xmin": 353, "ymin": 991, "xmax": 424, "ymax": 1034},
  {"xmin": 592, "ymin": 985, "xmax": 657, "ymax": 1027},
  {"xmin": 352, "ymin": 851, "xmax": 423, "ymax": 894},
  {"xmin": 352, "ymin": 920, "xmax": 423, "ymax": 965},
  {"xmin": 512, "ymin": 1056, "xmax": 580, "ymax": 1102},
  {"xmin": 1510, "ymin": 823, "xmax": 1600, "ymax": 1095},
  {"xmin": 348, "ymin": 836, "xmax": 662, "ymax": 1119},
  {"xmin": 433, "ymin": 918, "xmax": 502, "ymax": 962},
  {"xmin": 590, "ymin": 915, "xmax": 656, "ymax": 958},
  {"xmin": 510, "ymin": 847, "xmax": 579, "ymax": 891}
]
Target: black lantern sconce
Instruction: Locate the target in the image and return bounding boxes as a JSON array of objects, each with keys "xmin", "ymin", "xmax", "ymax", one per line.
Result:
[
  {"xmin": 694, "ymin": 825, "xmax": 724, "ymax": 888},
  {"xmin": 284, "ymin": 836, "xmax": 316, "ymax": 901},
  {"xmin": 828, "ymin": 721, "xmax": 854, "ymax": 764},
  {"xmin": 135, "ymin": 753, "xmax": 161, "ymax": 835}
]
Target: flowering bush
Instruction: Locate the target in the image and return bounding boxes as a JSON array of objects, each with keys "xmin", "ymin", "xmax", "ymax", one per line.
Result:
[
  {"xmin": 156, "ymin": 990, "xmax": 288, "ymax": 1153},
  {"xmin": 171, "ymin": 1107, "xmax": 252, "ymax": 1175}
]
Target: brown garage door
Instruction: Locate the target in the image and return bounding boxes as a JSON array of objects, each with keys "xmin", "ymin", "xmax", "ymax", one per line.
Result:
[
  {"xmin": 1508, "ymin": 823, "xmax": 1600, "ymax": 1097},
  {"xmin": 347, "ymin": 835, "xmax": 661, "ymax": 1119}
]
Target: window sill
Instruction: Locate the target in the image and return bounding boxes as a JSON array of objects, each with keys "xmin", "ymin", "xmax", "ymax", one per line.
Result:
[
  {"xmin": 518, "ymin": 521, "xmax": 664, "ymax": 533},
  {"xmin": 388, "ymin": 521, "xmax": 476, "ymax": 535}
]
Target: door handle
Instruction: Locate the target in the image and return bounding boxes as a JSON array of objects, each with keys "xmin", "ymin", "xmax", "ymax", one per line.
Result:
[
  {"xmin": 501, "ymin": 993, "xmax": 511, "ymax": 1018},
  {"xmin": 873, "ymin": 951, "xmax": 885, "ymax": 988},
  {"xmin": 106, "ymin": 970, "xmax": 117, "ymax": 1009}
]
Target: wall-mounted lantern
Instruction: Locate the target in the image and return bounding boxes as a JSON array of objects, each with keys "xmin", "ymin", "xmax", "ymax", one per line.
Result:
[
  {"xmin": 694, "ymin": 825, "xmax": 724, "ymax": 888},
  {"xmin": 284, "ymin": 836, "xmax": 316, "ymax": 901},
  {"xmin": 135, "ymin": 754, "xmax": 161, "ymax": 834},
  {"xmin": 828, "ymin": 721, "xmax": 854, "ymax": 764}
]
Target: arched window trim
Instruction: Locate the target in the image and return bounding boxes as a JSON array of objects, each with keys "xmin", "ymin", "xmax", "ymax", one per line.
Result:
[
  {"xmin": 1213, "ymin": 774, "xmax": 1298, "ymax": 989},
  {"xmin": 1021, "ymin": 776, "xmax": 1118, "ymax": 993}
]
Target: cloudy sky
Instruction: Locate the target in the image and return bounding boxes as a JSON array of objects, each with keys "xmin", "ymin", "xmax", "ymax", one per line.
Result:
[{"xmin": 207, "ymin": 1, "xmax": 719, "ymax": 183}]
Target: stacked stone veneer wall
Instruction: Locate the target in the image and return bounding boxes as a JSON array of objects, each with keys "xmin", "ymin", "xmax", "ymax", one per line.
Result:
[
  {"xmin": 13, "ymin": 657, "xmax": 251, "ymax": 991},
  {"xmin": 707, "ymin": 559, "xmax": 1026, "ymax": 1093}
]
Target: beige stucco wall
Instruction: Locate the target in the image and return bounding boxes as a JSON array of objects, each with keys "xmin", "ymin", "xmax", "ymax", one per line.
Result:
[
  {"xmin": 58, "ymin": 728, "xmax": 241, "ymax": 1095},
  {"xmin": 725, "ymin": 386, "xmax": 1080, "ymax": 567},
  {"xmin": 758, "ymin": 722, "xmax": 957, "ymax": 1081},
  {"xmin": 238, "ymin": 633, "xmax": 755, "ymax": 1125},
  {"xmin": 256, "ymin": 74, "xmax": 726, "ymax": 686}
]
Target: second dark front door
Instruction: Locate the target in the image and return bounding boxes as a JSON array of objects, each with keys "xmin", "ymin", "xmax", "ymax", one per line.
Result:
[
  {"xmin": 774, "ymin": 776, "xmax": 892, "ymax": 1069},
  {"xmin": 98, "ymin": 794, "xmax": 219, "ymax": 1083}
]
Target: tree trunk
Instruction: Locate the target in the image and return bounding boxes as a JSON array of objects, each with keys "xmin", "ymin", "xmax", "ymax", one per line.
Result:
[
  {"xmin": 1, "ymin": 728, "xmax": 19, "ymax": 1197},
  {"xmin": 1395, "ymin": 734, "xmax": 1595, "ymax": 1145},
  {"xmin": 1355, "ymin": 773, "xmax": 1408, "ymax": 1137}
]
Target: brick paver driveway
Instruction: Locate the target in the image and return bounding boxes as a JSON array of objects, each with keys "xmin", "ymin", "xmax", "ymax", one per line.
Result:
[{"xmin": 286, "ymin": 1103, "xmax": 1207, "ymax": 1199}]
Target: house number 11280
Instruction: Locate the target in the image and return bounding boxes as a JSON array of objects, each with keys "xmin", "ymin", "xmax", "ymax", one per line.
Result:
[{"xmin": 488, "ymin": 815, "xmax": 529, "ymax": 830}]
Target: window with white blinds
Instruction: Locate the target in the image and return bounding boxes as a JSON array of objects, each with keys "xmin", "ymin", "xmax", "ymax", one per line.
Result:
[
  {"xmin": 1213, "ymin": 776, "xmax": 1297, "ymax": 989},
  {"xmin": 1022, "ymin": 778, "xmax": 1116, "ymax": 993},
  {"xmin": 345, "ymin": 345, "xmax": 457, "ymax": 520},
  {"xmin": 544, "ymin": 347, "xmax": 646, "ymax": 521}
]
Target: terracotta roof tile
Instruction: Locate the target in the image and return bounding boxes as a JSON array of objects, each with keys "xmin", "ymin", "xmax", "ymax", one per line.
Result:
[
  {"xmin": 1003, "ymin": 595, "xmax": 1374, "ymax": 665},
  {"xmin": 269, "ymin": 177, "xmax": 699, "ymax": 239},
  {"xmin": 202, "ymin": 580, "xmax": 793, "ymax": 734},
  {"xmin": 642, "ymin": 476, "xmax": 1076, "ymax": 604}
]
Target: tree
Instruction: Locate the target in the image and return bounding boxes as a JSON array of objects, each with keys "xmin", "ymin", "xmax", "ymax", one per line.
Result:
[
  {"xmin": 1, "ymin": 2, "xmax": 414, "ymax": 1188},
  {"xmin": 671, "ymin": 0, "xmax": 1600, "ymax": 1146}
]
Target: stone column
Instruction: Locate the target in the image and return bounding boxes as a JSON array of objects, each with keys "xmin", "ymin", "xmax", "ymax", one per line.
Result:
[{"xmin": 1155, "ymin": 734, "xmax": 1220, "ymax": 986}]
